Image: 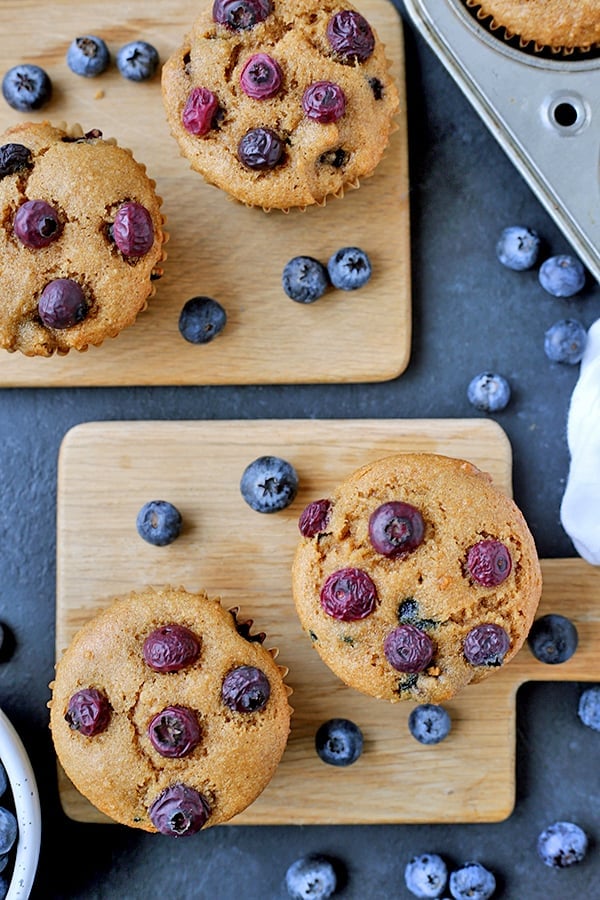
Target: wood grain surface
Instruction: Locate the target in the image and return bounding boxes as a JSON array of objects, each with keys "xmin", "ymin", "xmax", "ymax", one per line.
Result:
[
  {"xmin": 0, "ymin": 0, "xmax": 410, "ymax": 386},
  {"xmin": 54, "ymin": 419, "xmax": 600, "ymax": 825}
]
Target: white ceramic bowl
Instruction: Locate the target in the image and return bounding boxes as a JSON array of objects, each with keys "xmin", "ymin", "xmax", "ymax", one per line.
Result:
[{"xmin": 0, "ymin": 709, "xmax": 41, "ymax": 900}]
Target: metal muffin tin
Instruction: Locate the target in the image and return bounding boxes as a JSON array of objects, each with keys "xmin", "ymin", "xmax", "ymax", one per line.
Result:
[{"xmin": 403, "ymin": 0, "xmax": 600, "ymax": 282}]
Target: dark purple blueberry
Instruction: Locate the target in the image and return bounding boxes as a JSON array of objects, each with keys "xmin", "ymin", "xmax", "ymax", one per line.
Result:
[
  {"xmin": 240, "ymin": 53, "xmax": 282, "ymax": 99},
  {"xmin": 496, "ymin": 225, "xmax": 540, "ymax": 271},
  {"xmin": 302, "ymin": 81, "xmax": 346, "ymax": 124},
  {"xmin": 142, "ymin": 624, "xmax": 201, "ymax": 673},
  {"xmin": 116, "ymin": 41, "xmax": 159, "ymax": 82},
  {"xmin": 0, "ymin": 808, "xmax": 17, "ymax": 857},
  {"xmin": 467, "ymin": 371, "xmax": 511, "ymax": 412},
  {"xmin": 148, "ymin": 705, "xmax": 201, "ymax": 757},
  {"xmin": 111, "ymin": 202, "xmax": 154, "ymax": 257},
  {"xmin": 544, "ymin": 318, "xmax": 587, "ymax": 364},
  {"xmin": 240, "ymin": 455, "xmax": 298, "ymax": 513},
  {"xmin": 578, "ymin": 686, "xmax": 600, "ymax": 732},
  {"xmin": 449, "ymin": 862, "xmax": 496, "ymax": 900},
  {"xmin": 0, "ymin": 143, "xmax": 33, "ymax": 179},
  {"xmin": 315, "ymin": 717, "xmax": 363, "ymax": 766},
  {"xmin": 298, "ymin": 499, "xmax": 332, "ymax": 537},
  {"xmin": 327, "ymin": 246, "xmax": 372, "ymax": 291},
  {"xmin": 65, "ymin": 688, "xmax": 111, "ymax": 736},
  {"xmin": 238, "ymin": 127, "xmax": 285, "ymax": 170},
  {"xmin": 539, "ymin": 254, "xmax": 585, "ymax": 298},
  {"xmin": 404, "ymin": 853, "xmax": 448, "ymax": 898},
  {"xmin": 285, "ymin": 855, "xmax": 337, "ymax": 900},
  {"xmin": 369, "ymin": 501, "xmax": 424, "ymax": 559},
  {"xmin": 14, "ymin": 199, "xmax": 61, "ymax": 249},
  {"xmin": 178, "ymin": 296, "xmax": 227, "ymax": 343},
  {"xmin": 537, "ymin": 821, "xmax": 588, "ymax": 868},
  {"xmin": 148, "ymin": 783, "xmax": 210, "ymax": 836},
  {"xmin": 182, "ymin": 87, "xmax": 219, "ymax": 136},
  {"xmin": 212, "ymin": 0, "xmax": 272, "ymax": 30},
  {"xmin": 2, "ymin": 64, "xmax": 52, "ymax": 111},
  {"xmin": 282, "ymin": 256, "xmax": 330, "ymax": 304},
  {"xmin": 67, "ymin": 35, "xmax": 110, "ymax": 77},
  {"xmin": 384, "ymin": 624, "xmax": 433, "ymax": 673},
  {"xmin": 463, "ymin": 623, "xmax": 510, "ymax": 666},
  {"xmin": 466, "ymin": 540, "xmax": 512, "ymax": 586},
  {"xmin": 221, "ymin": 665, "xmax": 270, "ymax": 712},
  {"xmin": 408, "ymin": 703, "xmax": 451, "ymax": 745},
  {"xmin": 326, "ymin": 10, "xmax": 375, "ymax": 62},
  {"xmin": 38, "ymin": 279, "xmax": 88, "ymax": 329},
  {"xmin": 527, "ymin": 613, "xmax": 578, "ymax": 664},
  {"xmin": 136, "ymin": 499, "xmax": 182, "ymax": 546},
  {"xmin": 320, "ymin": 567, "xmax": 378, "ymax": 621}
]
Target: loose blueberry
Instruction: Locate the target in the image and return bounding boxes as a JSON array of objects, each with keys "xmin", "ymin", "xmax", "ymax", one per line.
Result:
[
  {"xmin": 467, "ymin": 372, "xmax": 511, "ymax": 413},
  {"xmin": 182, "ymin": 87, "xmax": 219, "ymax": 136},
  {"xmin": 578, "ymin": 685, "xmax": 600, "ymax": 732},
  {"xmin": 449, "ymin": 862, "xmax": 496, "ymax": 900},
  {"xmin": 143, "ymin": 624, "xmax": 200, "ymax": 673},
  {"xmin": 240, "ymin": 455, "xmax": 298, "ymax": 513},
  {"xmin": 0, "ymin": 763, "xmax": 6, "ymax": 799},
  {"xmin": 0, "ymin": 809, "xmax": 17, "ymax": 857},
  {"xmin": 539, "ymin": 254, "xmax": 586, "ymax": 298},
  {"xmin": 178, "ymin": 296, "xmax": 227, "ymax": 343},
  {"xmin": 2, "ymin": 64, "xmax": 52, "ymax": 111},
  {"xmin": 221, "ymin": 665, "xmax": 270, "ymax": 712},
  {"xmin": 320, "ymin": 567, "xmax": 378, "ymax": 621},
  {"xmin": 298, "ymin": 499, "xmax": 332, "ymax": 537},
  {"xmin": 136, "ymin": 500, "xmax": 182, "ymax": 546},
  {"xmin": 67, "ymin": 35, "xmax": 110, "ymax": 77},
  {"xmin": 0, "ymin": 876, "xmax": 7, "ymax": 900},
  {"xmin": 496, "ymin": 225, "xmax": 540, "ymax": 271},
  {"xmin": 463, "ymin": 624, "xmax": 510, "ymax": 666},
  {"xmin": 240, "ymin": 53, "xmax": 282, "ymax": 99},
  {"xmin": 384, "ymin": 624, "xmax": 433, "ymax": 673},
  {"xmin": 315, "ymin": 717, "xmax": 363, "ymax": 766},
  {"xmin": 404, "ymin": 853, "xmax": 448, "ymax": 898},
  {"xmin": 148, "ymin": 783, "xmax": 210, "ymax": 836},
  {"xmin": 466, "ymin": 540, "xmax": 511, "ymax": 586},
  {"xmin": 14, "ymin": 200, "xmax": 62, "ymax": 249},
  {"xmin": 527, "ymin": 613, "xmax": 578, "ymax": 664},
  {"xmin": 65, "ymin": 688, "xmax": 111, "ymax": 736},
  {"xmin": 302, "ymin": 81, "xmax": 346, "ymax": 124},
  {"xmin": 282, "ymin": 256, "xmax": 330, "ymax": 304},
  {"xmin": 213, "ymin": 0, "xmax": 273, "ymax": 30},
  {"xmin": 148, "ymin": 705, "xmax": 201, "ymax": 757},
  {"xmin": 369, "ymin": 501, "xmax": 424, "ymax": 558},
  {"xmin": 111, "ymin": 201, "xmax": 154, "ymax": 257},
  {"xmin": 537, "ymin": 821, "xmax": 588, "ymax": 868},
  {"xmin": 116, "ymin": 41, "xmax": 159, "ymax": 81},
  {"xmin": 0, "ymin": 143, "xmax": 33, "ymax": 179},
  {"xmin": 238, "ymin": 127, "xmax": 285, "ymax": 170},
  {"xmin": 408, "ymin": 704, "xmax": 451, "ymax": 745},
  {"xmin": 544, "ymin": 318, "xmax": 587, "ymax": 364},
  {"xmin": 38, "ymin": 279, "xmax": 88, "ymax": 329},
  {"xmin": 327, "ymin": 246, "xmax": 372, "ymax": 291},
  {"xmin": 285, "ymin": 855, "xmax": 337, "ymax": 900},
  {"xmin": 327, "ymin": 10, "xmax": 375, "ymax": 62}
]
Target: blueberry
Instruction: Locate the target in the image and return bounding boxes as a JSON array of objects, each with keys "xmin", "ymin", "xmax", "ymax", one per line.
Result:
[
  {"xmin": 65, "ymin": 688, "xmax": 111, "ymax": 737},
  {"xmin": 302, "ymin": 82, "xmax": 346, "ymax": 124},
  {"xmin": 315, "ymin": 717, "xmax": 363, "ymax": 766},
  {"xmin": 0, "ymin": 764, "xmax": 6, "ymax": 799},
  {"xmin": 38, "ymin": 278, "xmax": 88, "ymax": 329},
  {"xmin": 404, "ymin": 853, "xmax": 448, "ymax": 898},
  {"xmin": 0, "ymin": 856, "xmax": 6, "ymax": 874},
  {"xmin": 368, "ymin": 501, "xmax": 424, "ymax": 558},
  {"xmin": 148, "ymin": 705, "xmax": 201, "ymax": 757},
  {"xmin": 384, "ymin": 625, "xmax": 433, "ymax": 674},
  {"xmin": 182, "ymin": 87, "xmax": 219, "ymax": 136},
  {"xmin": 178, "ymin": 296, "xmax": 227, "ymax": 344},
  {"xmin": 0, "ymin": 808, "xmax": 16, "ymax": 856},
  {"xmin": 466, "ymin": 540, "xmax": 511, "ymax": 586},
  {"xmin": 240, "ymin": 53, "xmax": 282, "ymax": 99},
  {"xmin": 327, "ymin": 246, "xmax": 372, "ymax": 291},
  {"xmin": 298, "ymin": 499, "xmax": 332, "ymax": 537},
  {"xmin": 240, "ymin": 455, "xmax": 298, "ymax": 513},
  {"xmin": 285, "ymin": 854, "xmax": 337, "ymax": 900},
  {"xmin": 537, "ymin": 821, "xmax": 588, "ymax": 868},
  {"xmin": 0, "ymin": 875, "xmax": 6, "ymax": 900},
  {"xmin": 116, "ymin": 41, "xmax": 159, "ymax": 81},
  {"xmin": 496, "ymin": 226, "xmax": 540, "ymax": 271},
  {"xmin": 449, "ymin": 862, "xmax": 496, "ymax": 900},
  {"xmin": 539, "ymin": 254, "xmax": 586, "ymax": 298},
  {"xmin": 327, "ymin": 10, "xmax": 375, "ymax": 62},
  {"xmin": 463, "ymin": 624, "xmax": 510, "ymax": 667},
  {"xmin": 544, "ymin": 318, "xmax": 587, "ymax": 364},
  {"xmin": 527, "ymin": 613, "xmax": 578, "ymax": 664},
  {"xmin": 149, "ymin": 783, "xmax": 210, "ymax": 836},
  {"xmin": 577, "ymin": 686, "xmax": 600, "ymax": 732},
  {"xmin": 2, "ymin": 64, "xmax": 52, "ymax": 111},
  {"xmin": 467, "ymin": 372, "xmax": 511, "ymax": 413},
  {"xmin": 67, "ymin": 35, "xmax": 110, "ymax": 77},
  {"xmin": 143, "ymin": 624, "xmax": 200, "ymax": 672},
  {"xmin": 320, "ymin": 568, "xmax": 378, "ymax": 621},
  {"xmin": 136, "ymin": 500, "xmax": 182, "ymax": 546},
  {"xmin": 238, "ymin": 127, "xmax": 285, "ymax": 170},
  {"xmin": 213, "ymin": 0, "xmax": 273, "ymax": 30},
  {"xmin": 0, "ymin": 143, "xmax": 32, "ymax": 180},
  {"xmin": 282, "ymin": 256, "xmax": 330, "ymax": 304},
  {"xmin": 221, "ymin": 665, "xmax": 271, "ymax": 713},
  {"xmin": 14, "ymin": 200, "xmax": 62, "ymax": 249},
  {"xmin": 408, "ymin": 704, "xmax": 451, "ymax": 745}
]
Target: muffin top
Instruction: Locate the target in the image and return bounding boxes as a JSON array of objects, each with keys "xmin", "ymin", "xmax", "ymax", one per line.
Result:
[{"xmin": 467, "ymin": 0, "xmax": 600, "ymax": 50}]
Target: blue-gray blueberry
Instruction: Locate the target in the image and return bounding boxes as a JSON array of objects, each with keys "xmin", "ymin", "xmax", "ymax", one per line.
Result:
[
  {"xmin": 449, "ymin": 862, "xmax": 496, "ymax": 900},
  {"xmin": 404, "ymin": 853, "xmax": 448, "ymax": 898},
  {"xmin": 2, "ymin": 64, "xmax": 52, "ymax": 111},
  {"xmin": 315, "ymin": 717, "xmax": 363, "ymax": 766},
  {"xmin": 67, "ymin": 36, "xmax": 110, "ymax": 77},
  {"xmin": 544, "ymin": 319, "xmax": 587, "ymax": 364},
  {"xmin": 327, "ymin": 246, "xmax": 372, "ymax": 290},
  {"xmin": 282, "ymin": 256, "xmax": 330, "ymax": 303},
  {"xmin": 467, "ymin": 372, "xmax": 511, "ymax": 413},
  {"xmin": 537, "ymin": 821, "xmax": 588, "ymax": 868},
  {"xmin": 178, "ymin": 296, "xmax": 227, "ymax": 344},
  {"xmin": 240, "ymin": 456, "xmax": 298, "ymax": 513},
  {"xmin": 116, "ymin": 41, "xmax": 159, "ymax": 81},
  {"xmin": 577, "ymin": 686, "xmax": 600, "ymax": 732},
  {"xmin": 527, "ymin": 613, "xmax": 578, "ymax": 664},
  {"xmin": 136, "ymin": 500, "xmax": 182, "ymax": 546},
  {"xmin": 408, "ymin": 704, "xmax": 451, "ymax": 745},
  {"xmin": 539, "ymin": 255, "xmax": 585, "ymax": 298},
  {"xmin": 285, "ymin": 855, "xmax": 337, "ymax": 900},
  {"xmin": 496, "ymin": 226, "xmax": 540, "ymax": 271}
]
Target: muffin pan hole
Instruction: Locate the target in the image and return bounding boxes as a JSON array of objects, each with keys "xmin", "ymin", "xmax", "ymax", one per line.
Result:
[{"xmin": 543, "ymin": 93, "xmax": 590, "ymax": 135}]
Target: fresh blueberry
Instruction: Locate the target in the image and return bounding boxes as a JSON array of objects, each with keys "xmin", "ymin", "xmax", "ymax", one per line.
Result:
[
  {"xmin": 0, "ymin": 808, "xmax": 17, "ymax": 856},
  {"xmin": 327, "ymin": 246, "xmax": 372, "ymax": 291},
  {"xmin": 577, "ymin": 686, "xmax": 600, "ymax": 732},
  {"xmin": 240, "ymin": 456, "xmax": 298, "ymax": 513},
  {"xmin": 404, "ymin": 853, "xmax": 448, "ymax": 898},
  {"xmin": 315, "ymin": 717, "xmax": 363, "ymax": 766},
  {"xmin": 449, "ymin": 862, "xmax": 496, "ymax": 900},
  {"xmin": 116, "ymin": 41, "xmax": 159, "ymax": 81},
  {"xmin": 544, "ymin": 319, "xmax": 587, "ymax": 364},
  {"xmin": 467, "ymin": 372, "xmax": 511, "ymax": 413},
  {"xmin": 282, "ymin": 256, "xmax": 330, "ymax": 304},
  {"xmin": 285, "ymin": 854, "xmax": 337, "ymax": 900},
  {"xmin": 178, "ymin": 296, "xmax": 227, "ymax": 344},
  {"xmin": 496, "ymin": 226, "xmax": 540, "ymax": 271},
  {"xmin": 539, "ymin": 254, "xmax": 586, "ymax": 298},
  {"xmin": 527, "ymin": 613, "xmax": 578, "ymax": 664},
  {"xmin": 2, "ymin": 64, "xmax": 52, "ymax": 111},
  {"xmin": 537, "ymin": 821, "xmax": 588, "ymax": 868},
  {"xmin": 67, "ymin": 36, "xmax": 110, "ymax": 77},
  {"xmin": 136, "ymin": 500, "xmax": 182, "ymax": 546},
  {"xmin": 408, "ymin": 704, "xmax": 451, "ymax": 745},
  {"xmin": 0, "ymin": 764, "xmax": 6, "ymax": 799}
]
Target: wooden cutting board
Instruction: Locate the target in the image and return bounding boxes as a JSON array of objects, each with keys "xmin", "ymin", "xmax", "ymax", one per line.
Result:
[
  {"xmin": 55, "ymin": 419, "xmax": 600, "ymax": 824},
  {"xmin": 0, "ymin": 0, "xmax": 409, "ymax": 387}
]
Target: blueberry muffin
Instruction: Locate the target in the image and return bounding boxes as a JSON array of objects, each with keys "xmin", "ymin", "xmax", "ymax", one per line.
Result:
[
  {"xmin": 0, "ymin": 121, "xmax": 166, "ymax": 356},
  {"xmin": 49, "ymin": 586, "xmax": 292, "ymax": 834},
  {"xmin": 161, "ymin": 0, "xmax": 400, "ymax": 210},
  {"xmin": 463, "ymin": 0, "xmax": 600, "ymax": 52},
  {"xmin": 292, "ymin": 453, "xmax": 542, "ymax": 703}
]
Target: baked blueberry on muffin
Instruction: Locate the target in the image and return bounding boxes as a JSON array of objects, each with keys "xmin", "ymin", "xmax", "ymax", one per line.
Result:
[
  {"xmin": 49, "ymin": 587, "xmax": 291, "ymax": 834},
  {"xmin": 463, "ymin": 0, "xmax": 600, "ymax": 53},
  {"xmin": 292, "ymin": 453, "xmax": 542, "ymax": 703},
  {"xmin": 0, "ymin": 121, "xmax": 166, "ymax": 356},
  {"xmin": 161, "ymin": 0, "xmax": 400, "ymax": 210}
]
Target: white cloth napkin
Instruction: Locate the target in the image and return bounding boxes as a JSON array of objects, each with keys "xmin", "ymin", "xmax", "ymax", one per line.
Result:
[{"xmin": 560, "ymin": 318, "xmax": 600, "ymax": 564}]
